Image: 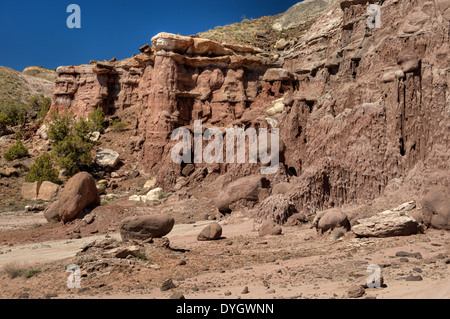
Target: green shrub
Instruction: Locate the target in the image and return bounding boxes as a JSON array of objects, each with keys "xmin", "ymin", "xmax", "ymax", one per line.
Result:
[
  {"xmin": 25, "ymin": 153, "xmax": 60, "ymax": 184},
  {"xmin": 52, "ymin": 135, "xmax": 93, "ymax": 176},
  {"xmin": 47, "ymin": 111, "xmax": 73, "ymax": 145},
  {"xmin": 31, "ymin": 96, "xmax": 51, "ymax": 122},
  {"xmin": 0, "ymin": 100, "xmax": 27, "ymax": 127},
  {"xmin": 88, "ymin": 107, "xmax": 107, "ymax": 133},
  {"xmin": 3, "ymin": 140, "xmax": 29, "ymax": 161},
  {"xmin": 111, "ymin": 120, "xmax": 129, "ymax": 132}
]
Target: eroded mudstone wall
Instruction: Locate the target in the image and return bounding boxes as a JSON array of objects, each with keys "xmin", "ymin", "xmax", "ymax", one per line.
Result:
[{"xmin": 49, "ymin": 0, "xmax": 449, "ymax": 215}]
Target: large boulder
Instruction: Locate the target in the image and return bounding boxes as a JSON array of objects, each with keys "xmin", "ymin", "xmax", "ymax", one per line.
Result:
[
  {"xmin": 44, "ymin": 172, "xmax": 100, "ymax": 223},
  {"xmin": 197, "ymin": 222, "xmax": 223, "ymax": 241},
  {"xmin": 22, "ymin": 182, "xmax": 41, "ymax": 200},
  {"xmin": 421, "ymin": 186, "xmax": 450, "ymax": 230},
  {"xmin": 352, "ymin": 201, "xmax": 423, "ymax": 237},
  {"xmin": 95, "ymin": 148, "xmax": 120, "ymax": 168},
  {"xmin": 314, "ymin": 209, "xmax": 350, "ymax": 234},
  {"xmin": 120, "ymin": 215, "xmax": 175, "ymax": 241},
  {"xmin": 37, "ymin": 181, "xmax": 60, "ymax": 201},
  {"xmin": 214, "ymin": 175, "xmax": 269, "ymax": 212},
  {"xmin": 258, "ymin": 220, "xmax": 283, "ymax": 237}
]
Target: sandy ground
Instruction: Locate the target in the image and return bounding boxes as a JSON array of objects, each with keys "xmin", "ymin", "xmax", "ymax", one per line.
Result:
[{"xmin": 0, "ymin": 210, "xmax": 448, "ymax": 300}]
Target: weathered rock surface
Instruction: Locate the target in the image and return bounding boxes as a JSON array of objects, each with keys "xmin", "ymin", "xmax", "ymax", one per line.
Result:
[
  {"xmin": 44, "ymin": 172, "xmax": 100, "ymax": 223},
  {"xmin": 351, "ymin": 202, "xmax": 423, "ymax": 238},
  {"xmin": 95, "ymin": 148, "xmax": 120, "ymax": 168},
  {"xmin": 314, "ymin": 209, "xmax": 350, "ymax": 234},
  {"xmin": 197, "ymin": 222, "xmax": 223, "ymax": 241},
  {"xmin": 258, "ymin": 220, "xmax": 283, "ymax": 237},
  {"xmin": 37, "ymin": 181, "xmax": 60, "ymax": 201},
  {"xmin": 421, "ymin": 186, "xmax": 450, "ymax": 230},
  {"xmin": 22, "ymin": 182, "xmax": 41, "ymax": 201},
  {"xmin": 214, "ymin": 175, "xmax": 269, "ymax": 212},
  {"xmin": 120, "ymin": 215, "xmax": 175, "ymax": 240},
  {"xmin": 253, "ymin": 194, "xmax": 297, "ymax": 226},
  {"xmin": 48, "ymin": 0, "xmax": 450, "ymax": 218}
]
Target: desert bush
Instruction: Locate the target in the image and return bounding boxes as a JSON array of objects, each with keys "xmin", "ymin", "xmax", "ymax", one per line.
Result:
[
  {"xmin": 3, "ymin": 139, "xmax": 29, "ymax": 161},
  {"xmin": 30, "ymin": 96, "xmax": 51, "ymax": 122},
  {"xmin": 87, "ymin": 107, "xmax": 107, "ymax": 133},
  {"xmin": 47, "ymin": 111, "xmax": 73, "ymax": 144},
  {"xmin": 3, "ymin": 263, "xmax": 41, "ymax": 279},
  {"xmin": 52, "ymin": 135, "xmax": 93, "ymax": 176},
  {"xmin": 111, "ymin": 120, "xmax": 129, "ymax": 132},
  {"xmin": 25, "ymin": 152, "xmax": 60, "ymax": 184},
  {"xmin": 0, "ymin": 100, "xmax": 27, "ymax": 127}
]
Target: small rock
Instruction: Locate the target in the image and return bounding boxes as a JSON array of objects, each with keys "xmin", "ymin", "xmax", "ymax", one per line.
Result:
[
  {"xmin": 399, "ymin": 258, "xmax": 409, "ymax": 263},
  {"xmin": 241, "ymin": 286, "xmax": 249, "ymax": 294},
  {"xmin": 347, "ymin": 285, "xmax": 365, "ymax": 298},
  {"xmin": 197, "ymin": 222, "xmax": 222, "ymax": 241},
  {"xmin": 224, "ymin": 291, "xmax": 232, "ymax": 296},
  {"xmin": 258, "ymin": 220, "xmax": 282, "ymax": 237},
  {"xmin": 170, "ymin": 292, "xmax": 185, "ymax": 299},
  {"xmin": 405, "ymin": 275, "xmax": 423, "ymax": 281},
  {"xmin": 161, "ymin": 278, "xmax": 177, "ymax": 291}
]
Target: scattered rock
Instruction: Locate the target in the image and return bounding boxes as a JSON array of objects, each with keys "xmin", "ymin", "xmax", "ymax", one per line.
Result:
[
  {"xmin": 405, "ymin": 275, "xmax": 423, "ymax": 282},
  {"xmin": 43, "ymin": 172, "xmax": 100, "ymax": 223},
  {"xmin": 170, "ymin": 292, "xmax": 185, "ymax": 299},
  {"xmin": 120, "ymin": 214, "xmax": 175, "ymax": 241},
  {"xmin": 253, "ymin": 194, "xmax": 297, "ymax": 226},
  {"xmin": 241, "ymin": 286, "xmax": 249, "ymax": 294},
  {"xmin": 95, "ymin": 148, "xmax": 120, "ymax": 168},
  {"xmin": 214, "ymin": 175, "xmax": 269, "ymax": 212},
  {"xmin": 181, "ymin": 164, "xmax": 195, "ymax": 177},
  {"xmin": 25, "ymin": 205, "xmax": 46, "ymax": 212},
  {"xmin": 161, "ymin": 278, "xmax": 177, "ymax": 291},
  {"xmin": 272, "ymin": 182, "xmax": 293, "ymax": 195},
  {"xmin": 197, "ymin": 222, "xmax": 223, "ymax": 241},
  {"xmin": 0, "ymin": 167, "xmax": 18, "ymax": 178},
  {"xmin": 258, "ymin": 220, "xmax": 282, "ymax": 237},
  {"xmin": 347, "ymin": 285, "xmax": 365, "ymax": 298},
  {"xmin": 313, "ymin": 209, "xmax": 350, "ymax": 234},
  {"xmin": 352, "ymin": 202, "xmax": 423, "ymax": 237},
  {"xmin": 421, "ymin": 185, "xmax": 450, "ymax": 230}
]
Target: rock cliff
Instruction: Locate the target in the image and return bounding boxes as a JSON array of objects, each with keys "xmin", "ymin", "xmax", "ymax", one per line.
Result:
[{"xmin": 48, "ymin": 0, "xmax": 449, "ymax": 215}]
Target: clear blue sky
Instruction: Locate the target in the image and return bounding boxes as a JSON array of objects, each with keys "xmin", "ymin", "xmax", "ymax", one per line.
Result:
[{"xmin": 0, "ymin": 0, "xmax": 300, "ymax": 71}]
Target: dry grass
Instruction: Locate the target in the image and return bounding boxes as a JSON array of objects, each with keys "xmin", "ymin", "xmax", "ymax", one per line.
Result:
[{"xmin": 3, "ymin": 263, "xmax": 41, "ymax": 279}]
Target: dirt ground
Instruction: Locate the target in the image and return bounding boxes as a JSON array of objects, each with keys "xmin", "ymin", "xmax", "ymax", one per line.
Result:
[{"xmin": 0, "ymin": 207, "xmax": 448, "ymax": 300}]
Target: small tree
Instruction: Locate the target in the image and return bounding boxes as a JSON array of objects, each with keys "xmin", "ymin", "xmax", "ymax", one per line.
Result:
[
  {"xmin": 25, "ymin": 153, "xmax": 60, "ymax": 184},
  {"xmin": 47, "ymin": 111, "xmax": 73, "ymax": 145},
  {"xmin": 3, "ymin": 140, "xmax": 29, "ymax": 161},
  {"xmin": 87, "ymin": 107, "xmax": 107, "ymax": 133}
]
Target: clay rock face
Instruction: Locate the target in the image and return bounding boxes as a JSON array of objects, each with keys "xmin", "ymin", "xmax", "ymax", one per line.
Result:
[
  {"xmin": 197, "ymin": 222, "xmax": 223, "ymax": 241},
  {"xmin": 421, "ymin": 186, "xmax": 450, "ymax": 230},
  {"xmin": 120, "ymin": 215, "xmax": 175, "ymax": 240},
  {"xmin": 214, "ymin": 175, "xmax": 269, "ymax": 212},
  {"xmin": 351, "ymin": 202, "xmax": 423, "ymax": 238},
  {"xmin": 44, "ymin": 172, "xmax": 100, "ymax": 223}
]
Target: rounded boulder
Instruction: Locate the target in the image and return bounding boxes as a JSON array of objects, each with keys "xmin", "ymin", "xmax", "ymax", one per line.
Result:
[
  {"xmin": 44, "ymin": 172, "xmax": 100, "ymax": 223},
  {"xmin": 120, "ymin": 214, "xmax": 175, "ymax": 241}
]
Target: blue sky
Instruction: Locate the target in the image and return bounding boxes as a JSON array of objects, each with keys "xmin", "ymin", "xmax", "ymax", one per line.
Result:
[{"xmin": 0, "ymin": 0, "xmax": 300, "ymax": 71}]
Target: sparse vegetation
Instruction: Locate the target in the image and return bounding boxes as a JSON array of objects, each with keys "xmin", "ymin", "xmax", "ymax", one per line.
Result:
[
  {"xmin": 111, "ymin": 120, "xmax": 129, "ymax": 132},
  {"xmin": 88, "ymin": 106, "xmax": 107, "ymax": 133},
  {"xmin": 46, "ymin": 109, "xmax": 106, "ymax": 177},
  {"xmin": 3, "ymin": 263, "xmax": 41, "ymax": 279},
  {"xmin": 3, "ymin": 139, "xmax": 29, "ymax": 161},
  {"xmin": 25, "ymin": 153, "xmax": 60, "ymax": 184}
]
